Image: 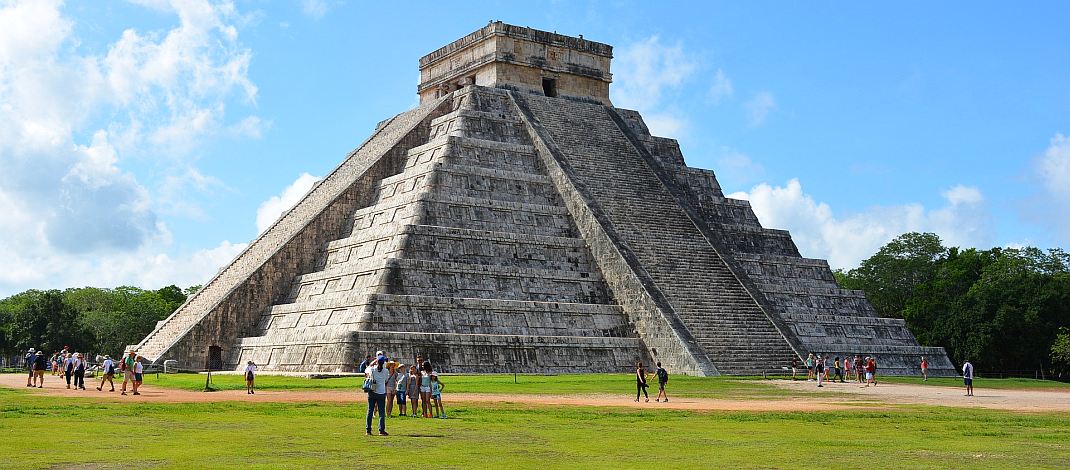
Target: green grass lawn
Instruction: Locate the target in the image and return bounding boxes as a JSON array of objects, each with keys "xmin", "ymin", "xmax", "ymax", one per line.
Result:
[
  {"xmin": 0, "ymin": 385, "xmax": 1067, "ymax": 469},
  {"xmin": 145, "ymin": 372, "xmax": 800, "ymax": 399}
]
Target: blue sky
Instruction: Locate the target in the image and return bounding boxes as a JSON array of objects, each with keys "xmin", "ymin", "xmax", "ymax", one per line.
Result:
[{"xmin": 1, "ymin": 0, "xmax": 1068, "ymax": 296}]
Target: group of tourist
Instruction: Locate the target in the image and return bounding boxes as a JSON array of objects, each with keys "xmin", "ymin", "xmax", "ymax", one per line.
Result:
[
  {"xmin": 792, "ymin": 353, "xmax": 879, "ymax": 387},
  {"xmin": 22, "ymin": 347, "xmax": 145, "ymax": 396},
  {"xmin": 361, "ymin": 351, "xmax": 446, "ymax": 436},
  {"xmin": 635, "ymin": 361, "xmax": 670, "ymax": 402}
]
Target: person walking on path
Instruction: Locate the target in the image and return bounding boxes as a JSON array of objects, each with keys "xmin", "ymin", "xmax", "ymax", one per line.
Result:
[
  {"xmin": 394, "ymin": 363, "xmax": 409, "ymax": 417},
  {"xmin": 815, "ymin": 355, "xmax": 824, "ymax": 387},
  {"xmin": 130, "ymin": 356, "xmax": 144, "ymax": 395},
  {"xmin": 833, "ymin": 357, "xmax": 842, "ymax": 383},
  {"xmin": 855, "ymin": 355, "xmax": 864, "ymax": 383},
  {"xmin": 806, "ymin": 353, "xmax": 815, "ymax": 381},
  {"xmin": 385, "ymin": 362, "xmax": 399, "ymax": 416},
  {"xmin": 244, "ymin": 361, "xmax": 257, "ymax": 394},
  {"xmin": 120, "ymin": 350, "xmax": 137, "ymax": 395},
  {"xmin": 843, "ymin": 356, "xmax": 851, "ymax": 383},
  {"xmin": 364, "ymin": 354, "xmax": 390, "ymax": 435},
  {"xmin": 791, "ymin": 356, "xmax": 799, "ymax": 381},
  {"xmin": 430, "ymin": 373, "xmax": 446, "ymax": 419},
  {"xmin": 635, "ymin": 361, "xmax": 650, "ymax": 402},
  {"xmin": 31, "ymin": 351, "xmax": 47, "ymax": 388},
  {"xmin": 419, "ymin": 361, "xmax": 434, "ymax": 418},
  {"xmin": 654, "ymin": 362, "xmax": 669, "ymax": 402},
  {"xmin": 72, "ymin": 353, "xmax": 86, "ymax": 390},
  {"xmin": 865, "ymin": 356, "xmax": 877, "ymax": 387},
  {"xmin": 62, "ymin": 353, "xmax": 75, "ymax": 389},
  {"xmin": 97, "ymin": 355, "xmax": 115, "ymax": 392},
  {"xmin": 962, "ymin": 359, "xmax": 974, "ymax": 396},
  {"xmin": 921, "ymin": 356, "xmax": 929, "ymax": 381},
  {"xmin": 25, "ymin": 348, "xmax": 36, "ymax": 387}
]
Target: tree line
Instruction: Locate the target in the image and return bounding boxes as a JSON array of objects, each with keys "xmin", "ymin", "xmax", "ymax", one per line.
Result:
[
  {"xmin": 0, "ymin": 285, "xmax": 199, "ymax": 362},
  {"xmin": 835, "ymin": 232, "xmax": 1070, "ymax": 376}
]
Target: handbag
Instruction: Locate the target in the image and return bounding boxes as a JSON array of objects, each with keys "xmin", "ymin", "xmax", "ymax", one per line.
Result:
[{"xmin": 362, "ymin": 377, "xmax": 374, "ymax": 393}]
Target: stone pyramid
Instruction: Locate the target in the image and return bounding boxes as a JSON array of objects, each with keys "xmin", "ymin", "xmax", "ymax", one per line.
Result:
[{"xmin": 135, "ymin": 22, "xmax": 954, "ymax": 376}]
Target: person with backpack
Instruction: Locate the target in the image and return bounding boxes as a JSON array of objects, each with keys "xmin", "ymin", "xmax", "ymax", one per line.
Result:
[
  {"xmin": 653, "ymin": 362, "xmax": 669, "ymax": 402},
  {"xmin": 72, "ymin": 353, "xmax": 86, "ymax": 390},
  {"xmin": 31, "ymin": 351, "xmax": 47, "ymax": 388},
  {"xmin": 97, "ymin": 355, "xmax": 116, "ymax": 392},
  {"xmin": 245, "ymin": 361, "xmax": 257, "ymax": 394},
  {"xmin": 63, "ymin": 352, "xmax": 75, "ymax": 389},
  {"xmin": 962, "ymin": 359, "xmax": 974, "ymax": 397},
  {"xmin": 25, "ymin": 348, "xmax": 36, "ymax": 387}
]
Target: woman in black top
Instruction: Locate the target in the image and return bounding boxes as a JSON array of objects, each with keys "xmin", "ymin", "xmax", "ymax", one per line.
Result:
[{"xmin": 635, "ymin": 362, "xmax": 649, "ymax": 402}]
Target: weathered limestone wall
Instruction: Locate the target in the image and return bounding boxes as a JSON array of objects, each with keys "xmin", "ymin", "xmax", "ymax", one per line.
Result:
[{"xmin": 136, "ymin": 96, "xmax": 451, "ymax": 369}]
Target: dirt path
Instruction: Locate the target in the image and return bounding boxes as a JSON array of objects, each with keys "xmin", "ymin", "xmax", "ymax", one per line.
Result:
[
  {"xmin": 769, "ymin": 379, "xmax": 1070, "ymax": 412},
  {"xmin": 6, "ymin": 374, "xmax": 1068, "ymax": 413}
]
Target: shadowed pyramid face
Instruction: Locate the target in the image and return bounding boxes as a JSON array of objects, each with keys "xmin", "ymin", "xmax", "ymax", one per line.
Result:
[{"xmin": 136, "ymin": 24, "xmax": 953, "ymax": 377}]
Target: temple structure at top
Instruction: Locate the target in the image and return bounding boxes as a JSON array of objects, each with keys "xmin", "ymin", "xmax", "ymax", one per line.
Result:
[
  {"xmin": 134, "ymin": 22, "xmax": 954, "ymax": 377},
  {"xmin": 418, "ymin": 21, "xmax": 613, "ymax": 105}
]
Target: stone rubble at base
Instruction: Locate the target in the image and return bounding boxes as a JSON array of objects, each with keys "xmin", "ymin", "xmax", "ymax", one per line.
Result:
[{"xmin": 133, "ymin": 22, "xmax": 955, "ymax": 377}]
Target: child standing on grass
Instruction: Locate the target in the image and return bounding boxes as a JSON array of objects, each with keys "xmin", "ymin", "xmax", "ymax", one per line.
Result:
[
  {"xmin": 431, "ymin": 373, "xmax": 446, "ymax": 419},
  {"xmin": 407, "ymin": 365, "xmax": 420, "ymax": 417},
  {"xmin": 395, "ymin": 364, "xmax": 409, "ymax": 416},
  {"xmin": 245, "ymin": 361, "xmax": 257, "ymax": 394}
]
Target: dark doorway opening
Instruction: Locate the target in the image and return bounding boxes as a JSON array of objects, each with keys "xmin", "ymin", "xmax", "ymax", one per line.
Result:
[
  {"xmin": 542, "ymin": 77, "xmax": 557, "ymax": 97},
  {"xmin": 207, "ymin": 345, "xmax": 223, "ymax": 371}
]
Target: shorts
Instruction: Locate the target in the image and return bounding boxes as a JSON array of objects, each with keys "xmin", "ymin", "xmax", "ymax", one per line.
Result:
[
  {"xmin": 834, "ymin": 368, "xmax": 841, "ymax": 375},
  {"xmin": 420, "ymin": 386, "xmax": 431, "ymax": 393},
  {"xmin": 964, "ymin": 378, "xmax": 973, "ymax": 386},
  {"xmin": 658, "ymin": 381, "xmax": 666, "ymax": 391},
  {"xmin": 396, "ymin": 391, "xmax": 406, "ymax": 404},
  {"xmin": 865, "ymin": 372, "xmax": 873, "ymax": 380},
  {"xmin": 245, "ymin": 372, "xmax": 254, "ymax": 381},
  {"xmin": 134, "ymin": 373, "xmax": 143, "ymax": 382},
  {"xmin": 431, "ymin": 393, "xmax": 441, "ymax": 400}
]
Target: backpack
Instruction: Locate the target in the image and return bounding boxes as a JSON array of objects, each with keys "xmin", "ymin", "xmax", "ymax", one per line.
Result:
[{"xmin": 657, "ymin": 368, "xmax": 668, "ymax": 383}]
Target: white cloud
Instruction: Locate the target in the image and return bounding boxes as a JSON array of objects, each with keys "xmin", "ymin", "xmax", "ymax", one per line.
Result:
[
  {"xmin": 610, "ymin": 36, "xmax": 695, "ymax": 138},
  {"xmin": 709, "ymin": 68, "xmax": 733, "ymax": 103},
  {"xmin": 744, "ymin": 91, "xmax": 776, "ymax": 127},
  {"xmin": 728, "ymin": 179, "xmax": 991, "ymax": 268},
  {"xmin": 302, "ymin": 0, "xmax": 328, "ymax": 19},
  {"xmin": 0, "ymin": 0, "xmax": 260, "ymax": 295},
  {"xmin": 256, "ymin": 173, "xmax": 322, "ymax": 233},
  {"xmin": 1031, "ymin": 133, "xmax": 1070, "ymax": 242}
]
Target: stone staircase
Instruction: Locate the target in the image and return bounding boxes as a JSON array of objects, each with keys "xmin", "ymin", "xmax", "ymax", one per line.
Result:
[
  {"xmin": 229, "ymin": 86, "xmax": 643, "ymax": 373},
  {"xmin": 517, "ymin": 94, "xmax": 798, "ymax": 374}
]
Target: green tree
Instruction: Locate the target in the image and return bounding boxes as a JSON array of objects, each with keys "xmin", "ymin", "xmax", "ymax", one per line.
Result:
[
  {"xmin": 1053, "ymin": 328, "xmax": 1070, "ymax": 375},
  {"xmin": 844, "ymin": 232, "xmax": 947, "ymax": 317}
]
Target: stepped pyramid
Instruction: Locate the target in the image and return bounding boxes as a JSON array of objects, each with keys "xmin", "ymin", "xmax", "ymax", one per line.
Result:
[{"xmin": 136, "ymin": 22, "xmax": 954, "ymax": 376}]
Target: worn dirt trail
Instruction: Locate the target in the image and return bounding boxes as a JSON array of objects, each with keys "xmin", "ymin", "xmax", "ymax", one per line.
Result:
[{"xmin": 5, "ymin": 374, "xmax": 1068, "ymax": 413}]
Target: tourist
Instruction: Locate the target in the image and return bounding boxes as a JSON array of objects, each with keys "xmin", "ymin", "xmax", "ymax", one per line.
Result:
[
  {"xmin": 62, "ymin": 353, "xmax": 74, "ymax": 389},
  {"xmin": 365, "ymin": 354, "xmax": 389, "ymax": 435},
  {"xmin": 834, "ymin": 356, "xmax": 843, "ymax": 383},
  {"xmin": 654, "ymin": 361, "xmax": 669, "ymax": 402},
  {"xmin": 407, "ymin": 365, "xmax": 420, "ymax": 417},
  {"xmin": 50, "ymin": 351, "xmax": 61, "ymax": 376},
  {"xmin": 815, "ymin": 355, "xmax": 824, "ymax": 388},
  {"xmin": 431, "ymin": 373, "xmax": 446, "ymax": 418},
  {"xmin": 245, "ymin": 361, "xmax": 257, "ymax": 394},
  {"xmin": 120, "ymin": 350, "xmax": 137, "ymax": 395},
  {"xmin": 791, "ymin": 356, "xmax": 799, "ymax": 381},
  {"xmin": 854, "ymin": 355, "xmax": 864, "ymax": 383},
  {"xmin": 25, "ymin": 348, "xmax": 36, "ymax": 387},
  {"xmin": 806, "ymin": 353, "xmax": 814, "ymax": 381},
  {"xmin": 31, "ymin": 350, "xmax": 47, "ymax": 388},
  {"xmin": 420, "ymin": 361, "xmax": 434, "ymax": 418},
  {"xmin": 865, "ymin": 356, "xmax": 876, "ymax": 387},
  {"xmin": 822, "ymin": 355, "xmax": 830, "ymax": 382},
  {"xmin": 394, "ymin": 363, "xmax": 409, "ymax": 416},
  {"xmin": 920, "ymin": 356, "xmax": 928, "ymax": 381},
  {"xmin": 843, "ymin": 355, "xmax": 851, "ymax": 383},
  {"xmin": 385, "ymin": 361, "xmax": 399, "ymax": 416},
  {"xmin": 962, "ymin": 359, "xmax": 974, "ymax": 396},
  {"xmin": 132, "ymin": 355, "xmax": 144, "ymax": 395},
  {"xmin": 635, "ymin": 361, "xmax": 650, "ymax": 402},
  {"xmin": 97, "ymin": 355, "xmax": 116, "ymax": 392},
  {"xmin": 358, "ymin": 354, "xmax": 372, "ymax": 372},
  {"xmin": 72, "ymin": 353, "xmax": 86, "ymax": 390}
]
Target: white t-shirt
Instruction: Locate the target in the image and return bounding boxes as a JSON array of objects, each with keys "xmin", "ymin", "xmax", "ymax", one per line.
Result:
[
  {"xmin": 134, "ymin": 362, "xmax": 144, "ymax": 374},
  {"xmin": 102, "ymin": 359, "xmax": 114, "ymax": 373},
  {"xmin": 365, "ymin": 365, "xmax": 390, "ymax": 394},
  {"xmin": 962, "ymin": 362, "xmax": 973, "ymax": 379},
  {"xmin": 245, "ymin": 364, "xmax": 257, "ymax": 374}
]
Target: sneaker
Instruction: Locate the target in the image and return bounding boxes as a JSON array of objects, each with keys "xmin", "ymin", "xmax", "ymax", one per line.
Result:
[
  {"xmin": 121, "ymin": 391, "xmax": 127, "ymax": 395},
  {"xmin": 37, "ymin": 385, "xmax": 42, "ymax": 388},
  {"xmin": 655, "ymin": 399, "xmax": 660, "ymax": 402},
  {"xmin": 379, "ymin": 431, "xmax": 389, "ymax": 436},
  {"xmin": 97, "ymin": 387, "xmax": 102, "ymax": 391},
  {"xmin": 132, "ymin": 392, "xmax": 140, "ymax": 395},
  {"xmin": 664, "ymin": 399, "xmax": 668, "ymax": 402},
  {"xmin": 645, "ymin": 398, "xmax": 649, "ymax": 402},
  {"xmin": 366, "ymin": 430, "xmax": 372, "ymax": 436},
  {"xmin": 110, "ymin": 389, "xmax": 115, "ymax": 392}
]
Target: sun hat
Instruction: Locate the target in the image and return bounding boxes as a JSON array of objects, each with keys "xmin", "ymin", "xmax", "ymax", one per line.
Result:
[
  {"xmin": 35, "ymin": 351, "xmax": 43, "ymax": 355},
  {"xmin": 28, "ymin": 348, "xmax": 35, "ymax": 353}
]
